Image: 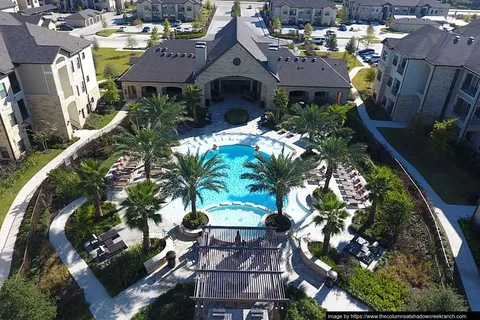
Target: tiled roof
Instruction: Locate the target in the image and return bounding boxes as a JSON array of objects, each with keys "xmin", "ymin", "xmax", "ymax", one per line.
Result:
[
  {"xmin": 270, "ymin": 0, "xmax": 336, "ymax": 9},
  {"xmin": 67, "ymin": 9, "xmax": 101, "ymax": 20}
]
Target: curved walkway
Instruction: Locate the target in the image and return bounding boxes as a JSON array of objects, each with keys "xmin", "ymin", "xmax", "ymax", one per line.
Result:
[
  {"xmin": 0, "ymin": 106, "xmax": 128, "ymax": 281},
  {"xmin": 349, "ymin": 67, "xmax": 480, "ymax": 310}
]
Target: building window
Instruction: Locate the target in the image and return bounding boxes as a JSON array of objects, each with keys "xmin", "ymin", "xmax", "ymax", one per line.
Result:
[
  {"xmin": 283, "ymin": 9, "xmax": 288, "ymax": 14},
  {"xmin": 17, "ymin": 99, "xmax": 29, "ymax": 121},
  {"xmin": 71, "ymin": 61, "xmax": 75, "ymax": 72},
  {"xmin": 397, "ymin": 57, "xmax": 407, "ymax": 75},
  {"xmin": 387, "ymin": 99, "xmax": 394, "ymax": 113},
  {"xmin": 306, "ymin": 10, "xmax": 311, "ymax": 14},
  {"xmin": 76, "ymin": 57, "xmax": 81, "ymax": 69},
  {"xmin": 381, "ymin": 49, "xmax": 387, "ymax": 61},
  {"xmin": 8, "ymin": 72, "xmax": 21, "ymax": 94},
  {"xmin": 377, "ymin": 70, "xmax": 383, "ymax": 81},
  {"xmin": 452, "ymin": 97, "xmax": 471, "ymax": 121},
  {"xmin": 393, "ymin": 55, "xmax": 398, "ymax": 66},
  {"xmin": 387, "ymin": 76, "xmax": 393, "ymax": 87},
  {"xmin": 0, "ymin": 83, "xmax": 6, "ymax": 99},
  {"xmin": 76, "ymin": 85, "xmax": 80, "ymax": 96},
  {"xmin": 410, "ymin": 7, "xmax": 415, "ymax": 13},
  {"xmin": 82, "ymin": 81, "xmax": 86, "ymax": 92},
  {"xmin": 233, "ymin": 58, "xmax": 241, "ymax": 66},
  {"xmin": 315, "ymin": 10, "xmax": 322, "ymax": 16},
  {"xmin": 324, "ymin": 12, "xmax": 330, "ymax": 16},
  {"xmin": 0, "ymin": 146, "xmax": 9, "ymax": 159},
  {"xmin": 392, "ymin": 79, "xmax": 401, "ymax": 95},
  {"xmin": 17, "ymin": 139, "xmax": 26, "ymax": 153},
  {"xmin": 81, "ymin": 109, "xmax": 86, "ymax": 119},
  {"xmin": 289, "ymin": 9, "xmax": 296, "ymax": 15},
  {"xmin": 82, "ymin": 52, "xmax": 85, "ymax": 59},
  {"xmin": 87, "ymin": 75, "xmax": 90, "ymax": 82},
  {"xmin": 299, "ymin": 9, "xmax": 304, "ymax": 14},
  {"xmin": 461, "ymin": 73, "xmax": 479, "ymax": 98},
  {"xmin": 187, "ymin": 6, "xmax": 192, "ymax": 11},
  {"xmin": 382, "ymin": 97, "xmax": 387, "ymax": 106},
  {"xmin": 8, "ymin": 112, "xmax": 17, "ymax": 127}
]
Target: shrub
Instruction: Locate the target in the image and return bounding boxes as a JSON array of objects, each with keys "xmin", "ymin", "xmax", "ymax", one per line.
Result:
[
  {"xmin": 407, "ymin": 285, "xmax": 467, "ymax": 312},
  {"xmin": 176, "ymin": 31, "xmax": 207, "ymax": 39},
  {"xmin": 265, "ymin": 214, "xmax": 291, "ymax": 232},
  {"xmin": 459, "ymin": 218, "xmax": 480, "ymax": 270},
  {"xmin": 307, "ymin": 241, "xmax": 338, "ymax": 268},
  {"xmin": 350, "ymin": 209, "xmax": 388, "ymax": 243},
  {"xmin": 284, "ymin": 285, "xmax": 326, "ymax": 320},
  {"xmin": 46, "ymin": 167, "xmax": 82, "ymax": 205},
  {"xmin": 182, "ymin": 211, "xmax": 208, "ymax": 230},
  {"xmin": 377, "ymin": 252, "xmax": 433, "ymax": 289},
  {"xmin": 224, "ymin": 108, "xmax": 249, "ymax": 125},
  {"xmin": 0, "ymin": 154, "xmax": 37, "ymax": 198},
  {"xmin": 132, "ymin": 283, "xmax": 195, "ymax": 320},
  {"xmin": 272, "ymin": 33, "xmax": 296, "ymax": 40},
  {"xmin": 37, "ymin": 257, "xmax": 70, "ymax": 298},
  {"xmin": 343, "ymin": 267, "xmax": 409, "ymax": 311},
  {"xmin": 92, "ymin": 238, "xmax": 166, "ymax": 295},
  {"xmin": 312, "ymin": 188, "xmax": 335, "ymax": 201},
  {"xmin": 101, "ymin": 201, "xmax": 118, "ymax": 215}
]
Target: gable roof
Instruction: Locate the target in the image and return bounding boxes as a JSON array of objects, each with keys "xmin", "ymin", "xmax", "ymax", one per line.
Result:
[
  {"xmin": 351, "ymin": 0, "xmax": 449, "ymax": 8},
  {"xmin": 0, "ymin": 0, "xmax": 15, "ymax": 10},
  {"xmin": 20, "ymin": 4, "xmax": 57, "ymax": 15},
  {"xmin": 0, "ymin": 12, "xmax": 91, "ymax": 73},
  {"xmin": 139, "ymin": 0, "xmax": 201, "ymax": 4},
  {"xmin": 394, "ymin": 17, "xmax": 439, "ymax": 25},
  {"xmin": 270, "ymin": 0, "xmax": 336, "ymax": 9},
  {"xmin": 67, "ymin": 9, "xmax": 101, "ymax": 20}
]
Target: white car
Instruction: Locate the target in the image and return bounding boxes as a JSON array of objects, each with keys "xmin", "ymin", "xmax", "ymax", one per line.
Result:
[
  {"xmin": 176, "ymin": 26, "xmax": 182, "ymax": 32},
  {"xmin": 118, "ymin": 26, "xmax": 126, "ymax": 32},
  {"xmin": 313, "ymin": 37, "xmax": 326, "ymax": 45}
]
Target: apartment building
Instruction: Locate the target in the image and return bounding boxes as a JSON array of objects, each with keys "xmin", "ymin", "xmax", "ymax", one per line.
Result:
[
  {"xmin": 53, "ymin": 0, "xmax": 124, "ymax": 12},
  {"xmin": 373, "ymin": 21, "xmax": 480, "ymax": 152},
  {"xmin": 65, "ymin": 8, "xmax": 103, "ymax": 27},
  {"xmin": 0, "ymin": 12, "xmax": 100, "ymax": 160},
  {"xmin": 17, "ymin": 0, "xmax": 40, "ymax": 11},
  {"xmin": 269, "ymin": 0, "xmax": 336, "ymax": 26},
  {"xmin": 343, "ymin": 0, "xmax": 449, "ymax": 21},
  {"xmin": 137, "ymin": 0, "xmax": 202, "ymax": 22},
  {"xmin": 0, "ymin": 0, "xmax": 18, "ymax": 12}
]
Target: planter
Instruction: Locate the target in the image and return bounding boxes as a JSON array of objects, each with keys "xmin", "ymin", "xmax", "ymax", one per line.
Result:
[
  {"xmin": 178, "ymin": 212, "xmax": 210, "ymax": 238},
  {"xmin": 297, "ymin": 236, "xmax": 331, "ymax": 278},
  {"xmin": 261, "ymin": 213, "xmax": 294, "ymax": 240}
]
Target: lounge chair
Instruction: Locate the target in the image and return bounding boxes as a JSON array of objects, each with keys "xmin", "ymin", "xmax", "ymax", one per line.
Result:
[
  {"xmin": 106, "ymin": 240, "xmax": 127, "ymax": 254},
  {"xmin": 98, "ymin": 229, "xmax": 119, "ymax": 242}
]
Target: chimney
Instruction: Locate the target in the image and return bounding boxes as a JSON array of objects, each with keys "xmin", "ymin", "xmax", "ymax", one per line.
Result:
[
  {"xmin": 195, "ymin": 41, "xmax": 207, "ymax": 71},
  {"xmin": 268, "ymin": 44, "xmax": 279, "ymax": 74}
]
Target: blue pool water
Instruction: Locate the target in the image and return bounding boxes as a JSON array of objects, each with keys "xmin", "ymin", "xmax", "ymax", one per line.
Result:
[
  {"xmin": 207, "ymin": 205, "xmax": 267, "ymax": 227},
  {"xmin": 198, "ymin": 145, "xmax": 279, "ymax": 210}
]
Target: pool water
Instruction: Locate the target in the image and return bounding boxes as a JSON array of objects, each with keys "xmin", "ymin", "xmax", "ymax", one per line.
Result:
[
  {"xmin": 207, "ymin": 205, "xmax": 267, "ymax": 227},
  {"xmin": 198, "ymin": 145, "xmax": 280, "ymax": 211}
]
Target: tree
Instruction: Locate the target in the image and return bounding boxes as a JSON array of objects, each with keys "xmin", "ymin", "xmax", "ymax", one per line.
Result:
[
  {"xmin": 232, "ymin": 0, "xmax": 241, "ymax": 17},
  {"xmin": 101, "ymin": 15, "xmax": 108, "ymax": 28},
  {"xmin": 304, "ymin": 23, "xmax": 313, "ymax": 39},
  {"xmin": 125, "ymin": 35, "xmax": 138, "ymax": 54},
  {"xmin": 117, "ymin": 124, "xmax": 176, "ymax": 180},
  {"xmin": 161, "ymin": 151, "xmax": 229, "ymax": 219},
  {"xmin": 192, "ymin": 11, "xmax": 204, "ymax": 30},
  {"xmin": 383, "ymin": 191, "xmax": 413, "ymax": 240},
  {"xmin": 184, "ymin": 85, "xmax": 202, "ymax": 123},
  {"xmin": 0, "ymin": 277, "xmax": 57, "ymax": 320},
  {"xmin": 77, "ymin": 4, "xmax": 83, "ymax": 12},
  {"xmin": 76, "ymin": 159, "xmax": 108, "ymax": 217},
  {"xmin": 92, "ymin": 36, "xmax": 99, "ymax": 51},
  {"xmin": 272, "ymin": 17, "xmax": 282, "ymax": 34},
  {"xmin": 241, "ymin": 151, "xmax": 315, "ymax": 216},
  {"xmin": 428, "ymin": 119, "xmax": 457, "ymax": 163},
  {"xmin": 123, "ymin": 180, "xmax": 165, "ymax": 252},
  {"xmin": 147, "ymin": 26, "xmax": 160, "ymax": 48},
  {"xmin": 205, "ymin": 0, "xmax": 212, "ymax": 10},
  {"xmin": 314, "ymin": 137, "xmax": 368, "ymax": 193},
  {"xmin": 103, "ymin": 62, "xmax": 118, "ymax": 79},
  {"xmin": 133, "ymin": 19, "xmax": 143, "ymax": 32},
  {"xmin": 388, "ymin": 15, "xmax": 395, "ymax": 28},
  {"xmin": 163, "ymin": 19, "xmax": 171, "ymax": 37},
  {"xmin": 325, "ymin": 34, "xmax": 337, "ymax": 50},
  {"xmin": 337, "ymin": 7, "xmax": 349, "ymax": 22},
  {"xmin": 272, "ymin": 88, "xmax": 289, "ymax": 124},
  {"xmin": 126, "ymin": 101, "xmax": 143, "ymax": 128},
  {"xmin": 312, "ymin": 192, "xmax": 349, "ymax": 255},
  {"xmin": 32, "ymin": 120, "xmax": 57, "ymax": 151},
  {"xmin": 363, "ymin": 68, "xmax": 376, "ymax": 88},
  {"xmin": 103, "ymin": 78, "xmax": 120, "ymax": 105},
  {"xmin": 345, "ymin": 36, "xmax": 357, "ymax": 55},
  {"xmin": 138, "ymin": 94, "xmax": 190, "ymax": 130},
  {"xmin": 364, "ymin": 166, "xmax": 395, "ymax": 226},
  {"xmin": 361, "ymin": 24, "xmax": 376, "ymax": 48},
  {"xmin": 408, "ymin": 286, "xmax": 467, "ymax": 312}
]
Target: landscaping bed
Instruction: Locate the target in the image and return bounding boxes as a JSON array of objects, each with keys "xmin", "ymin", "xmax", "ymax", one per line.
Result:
[
  {"xmin": 182, "ymin": 211, "xmax": 209, "ymax": 230},
  {"xmin": 132, "ymin": 283, "xmax": 195, "ymax": 320},
  {"xmin": 307, "ymin": 241, "xmax": 338, "ymax": 268},
  {"xmin": 224, "ymin": 108, "xmax": 249, "ymax": 125},
  {"xmin": 265, "ymin": 214, "xmax": 291, "ymax": 232},
  {"xmin": 458, "ymin": 219, "xmax": 480, "ymax": 273},
  {"xmin": 283, "ymin": 285, "xmax": 326, "ymax": 320}
]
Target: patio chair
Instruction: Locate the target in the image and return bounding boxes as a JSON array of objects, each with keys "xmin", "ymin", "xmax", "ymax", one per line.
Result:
[
  {"xmin": 105, "ymin": 240, "xmax": 127, "ymax": 255},
  {"xmin": 98, "ymin": 229, "xmax": 119, "ymax": 242}
]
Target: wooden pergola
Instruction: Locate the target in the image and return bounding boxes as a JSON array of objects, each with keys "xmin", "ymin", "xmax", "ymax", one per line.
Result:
[{"xmin": 192, "ymin": 226, "xmax": 287, "ymax": 318}]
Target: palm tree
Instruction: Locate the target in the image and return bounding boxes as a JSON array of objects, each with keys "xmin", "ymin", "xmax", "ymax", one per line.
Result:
[
  {"xmin": 184, "ymin": 85, "xmax": 202, "ymax": 123},
  {"xmin": 127, "ymin": 101, "xmax": 144, "ymax": 128},
  {"xmin": 76, "ymin": 159, "xmax": 109, "ymax": 217},
  {"xmin": 123, "ymin": 180, "xmax": 165, "ymax": 252},
  {"xmin": 283, "ymin": 104, "xmax": 330, "ymax": 145},
  {"xmin": 161, "ymin": 151, "xmax": 229, "ymax": 219},
  {"xmin": 139, "ymin": 94, "xmax": 190, "ymax": 130},
  {"xmin": 117, "ymin": 124, "xmax": 177, "ymax": 180},
  {"xmin": 364, "ymin": 166, "xmax": 395, "ymax": 226},
  {"xmin": 314, "ymin": 137, "xmax": 368, "ymax": 193},
  {"xmin": 312, "ymin": 192, "xmax": 349, "ymax": 255},
  {"xmin": 241, "ymin": 151, "xmax": 315, "ymax": 216}
]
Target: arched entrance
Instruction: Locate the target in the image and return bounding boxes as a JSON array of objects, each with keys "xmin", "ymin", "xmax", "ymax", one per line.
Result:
[
  {"xmin": 209, "ymin": 76, "xmax": 261, "ymax": 104},
  {"xmin": 141, "ymin": 86, "xmax": 157, "ymax": 98},
  {"xmin": 162, "ymin": 87, "xmax": 183, "ymax": 100},
  {"xmin": 313, "ymin": 91, "xmax": 332, "ymax": 106},
  {"xmin": 289, "ymin": 90, "xmax": 308, "ymax": 105}
]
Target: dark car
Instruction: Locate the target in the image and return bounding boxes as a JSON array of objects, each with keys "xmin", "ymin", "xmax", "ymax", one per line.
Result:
[
  {"xmin": 142, "ymin": 26, "xmax": 151, "ymax": 32},
  {"xmin": 380, "ymin": 20, "xmax": 387, "ymax": 25},
  {"xmin": 298, "ymin": 24, "xmax": 305, "ymax": 30},
  {"xmin": 56, "ymin": 16, "xmax": 66, "ymax": 22},
  {"xmin": 338, "ymin": 24, "xmax": 347, "ymax": 31},
  {"xmin": 342, "ymin": 20, "xmax": 352, "ymax": 26},
  {"xmin": 116, "ymin": 10, "xmax": 122, "ymax": 15},
  {"xmin": 357, "ymin": 48, "xmax": 375, "ymax": 56},
  {"xmin": 58, "ymin": 24, "xmax": 74, "ymax": 31}
]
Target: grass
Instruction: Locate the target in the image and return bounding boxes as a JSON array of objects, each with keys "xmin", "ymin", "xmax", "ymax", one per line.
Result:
[
  {"xmin": 0, "ymin": 149, "xmax": 63, "ymax": 224},
  {"xmin": 378, "ymin": 127, "xmax": 480, "ymax": 205},
  {"xmin": 317, "ymin": 52, "xmax": 363, "ymax": 71},
  {"xmin": 95, "ymin": 48, "xmax": 142, "ymax": 81},
  {"xmin": 99, "ymin": 152, "xmax": 121, "ymax": 175},
  {"xmin": 96, "ymin": 29, "xmax": 147, "ymax": 37},
  {"xmin": 352, "ymin": 68, "xmax": 392, "ymax": 120},
  {"xmin": 459, "ymin": 219, "xmax": 480, "ymax": 272},
  {"xmin": 380, "ymin": 27, "xmax": 406, "ymax": 34},
  {"xmin": 84, "ymin": 110, "xmax": 119, "ymax": 130}
]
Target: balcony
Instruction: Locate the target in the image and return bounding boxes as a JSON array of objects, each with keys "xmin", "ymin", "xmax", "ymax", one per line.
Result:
[{"xmin": 461, "ymin": 73, "xmax": 479, "ymax": 98}]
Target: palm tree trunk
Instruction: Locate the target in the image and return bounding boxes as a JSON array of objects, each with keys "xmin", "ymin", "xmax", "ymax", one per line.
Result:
[
  {"xmin": 145, "ymin": 158, "xmax": 151, "ymax": 180},
  {"xmin": 94, "ymin": 191, "xmax": 102, "ymax": 217},
  {"xmin": 322, "ymin": 166, "xmax": 334, "ymax": 193},
  {"xmin": 192, "ymin": 104, "xmax": 198, "ymax": 123},
  {"xmin": 366, "ymin": 200, "xmax": 377, "ymax": 226},
  {"xmin": 191, "ymin": 194, "xmax": 197, "ymax": 220},
  {"xmin": 142, "ymin": 222, "xmax": 150, "ymax": 252},
  {"xmin": 322, "ymin": 232, "xmax": 331, "ymax": 255},
  {"xmin": 276, "ymin": 193, "xmax": 283, "ymax": 216}
]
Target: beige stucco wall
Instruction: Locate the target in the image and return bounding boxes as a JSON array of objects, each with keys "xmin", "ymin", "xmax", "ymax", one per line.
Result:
[
  {"xmin": 121, "ymin": 81, "xmax": 190, "ymax": 100},
  {"xmin": 272, "ymin": 5, "xmax": 336, "ymax": 26},
  {"xmin": 278, "ymin": 85, "xmax": 349, "ymax": 105}
]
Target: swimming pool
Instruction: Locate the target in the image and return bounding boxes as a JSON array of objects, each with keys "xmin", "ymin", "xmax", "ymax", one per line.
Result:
[
  {"xmin": 198, "ymin": 145, "xmax": 283, "ymax": 211},
  {"xmin": 206, "ymin": 204, "xmax": 268, "ymax": 227}
]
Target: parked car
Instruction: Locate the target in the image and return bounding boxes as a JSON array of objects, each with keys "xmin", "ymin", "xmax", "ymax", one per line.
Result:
[
  {"xmin": 325, "ymin": 30, "xmax": 336, "ymax": 37},
  {"xmin": 297, "ymin": 24, "xmax": 305, "ymax": 30},
  {"xmin": 380, "ymin": 20, "xmax": 387, "ymax": 25},
  {"xmin": 330, "ymin": 47, "xmax": 340, "ymax": 52},
  {"xmin": 364, "ymin": 54, "xmax": 380, "ymax": 62},
  {"xmin": 56, "ymin": 16, "xmax": 66, "ymax": 22},
  {"xmin": 247, "ymin": 5, "xmax": 252, "ymax": 9},
  {"xmin": 183, "ymin": 27, "xmax": 191, "ymax": 32},
  {"xmin": 118, "ymin": 26, "xmax": 126, "ymax": 32},
  {"xmin": 357, "ymin": 48, "xmax": 375, "ymax": 56},
  {"xmin": 175, "ymin": 20, "xmax": 182, "ymax": 27},
  {"xmin": 142, "ymin": 26, "xmax": 151, "ymax": 32},
  {"xmin": 341, "ymin": 20, "xmax": 352, "ymax": 26},
  {"xmin": 338, "ymin": 24, "xmax": 347, "ymax": 31},
  {"xmin": 313, "ymin": 37, "xmax": 326, "ymax": 45},
  {"xmin": 176, "ymin": 26, "xmax": 182, "ymax": 32},
  {"xmin": 116, "ymin": 10, "xmax": 122, "ymax": 15},
  {"xmin": 58, "ymin": 24, "xmax": 74, "ymax": 31},
  {"xmin": 369, "ymin": 57, "xmax": 381, "ymax": 64}
]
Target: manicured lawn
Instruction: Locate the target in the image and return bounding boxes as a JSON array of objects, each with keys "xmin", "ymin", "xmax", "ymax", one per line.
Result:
[
  {"xmin": 352, "ymin": 67, "xmax": 370, "ymax": 92},
  {"xmin": 459, "ymin": 219, "xmax": 480, "ymax": 272},
  {"xmin": 318, "ymin": 51, "xmax": 363, "ymax": 71},
  {"xmin": 380, "ymin": 27, "xmax": 406, "ymax": 34},
  {"xmin": 378, "ymin": 127, "xmax": 480, "ymax": 205},
  {"xmin": 95, "ymin": 29, "xmax": 117, "ymax": 37},
  {"xmin": 95, "ymin": 48, "xmax": 142, "ymax": 81},
  {"xmin": 352, "ymin": 68, "xmax": 391, "ymax": 120},
  {"xmin": 84, "ymin": 110, "xmax": 119, "ymax": 130},
  {"xmin": 0, "ymin": 149, "xmax": 63, "ymax": 224}
]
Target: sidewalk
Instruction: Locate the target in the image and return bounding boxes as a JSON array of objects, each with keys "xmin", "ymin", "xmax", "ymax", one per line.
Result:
[
  {"xmin": 0, "ymin": 106, "xmax": 128, "ymax": 281},
  {"xmin": 348, "ymin": 67, "xmax": 480, "ymax": 310}
]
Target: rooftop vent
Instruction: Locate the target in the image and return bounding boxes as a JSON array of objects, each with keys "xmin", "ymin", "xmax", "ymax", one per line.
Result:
[
  {"xmin": 162, "ymin": 47, "xmax": 167, "ymax": 52},
  {"xmin": 168, "ymin": 52, "xmax": 173, "ymax": 57},
  {"xmin": 278, "ymin": 56, "xmax": 282, "ymax": 61},
  {"xmin": 160, "ymin": 52, "xmax": 165, "ymax": 57},
  {"xmin": 188, "ymin": 53, "xmax": 193, "ymax": 58},
  {"xmin": 454, "ymin": 35, "xmax": 460, "ymax": 43},
  {"xmin": 321, "ymin": 67, "xmax": 324, "ymax": 71},
  {"xmin": 294, "ymin": 57, "xmax": 299, "ymax": 62},
  {"xmin": 175, "ymin": 53, "xmax": 180, "ymax": 57},
  {"xmin": 285, "ymin": 57, "xmax": 290, "ymax": 61},
  {"xmin": 312, "ymin": 58, "xmax": 316, "ymax": 62},
  {"xmin": 468, "ymin": 36, "xmax": 475, "ymax": 45},
  {"xmin": 302, "ymin": 57, "xmax": 307, "ymax": 62},
  {"xmin": 181, "ymin": 53, "xmax": 186, "ymax": 57}
]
